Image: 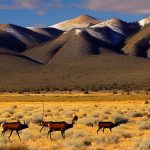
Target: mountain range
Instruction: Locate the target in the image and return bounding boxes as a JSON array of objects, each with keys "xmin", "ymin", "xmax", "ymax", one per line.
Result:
[{"xmin": 0, "ymin": 15, "xmax": 150, "ymax": 92}]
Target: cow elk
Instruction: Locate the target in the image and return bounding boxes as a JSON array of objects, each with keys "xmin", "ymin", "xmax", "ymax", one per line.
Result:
[
  {"xmin": 1, "ymin": 120, "xmax": 28, "ymax": 141},
  {"xmin": 47, "ymin": 120, "xmax": 74, "ymax": 139},
  {"xmin": 97, "ymin": 121, "xmax": 119, "ymax": 134}
]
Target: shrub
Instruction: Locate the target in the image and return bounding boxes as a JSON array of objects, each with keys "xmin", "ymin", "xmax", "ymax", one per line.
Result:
[
  {"xmin": 15, "ymin": 113, "xmax": 24, "ymax": 119},
  {"xmin": 103, "ymin": 109, "xmax": 111, "ymax": 114},
  {"xmin": 2, "ymin": 112, "xmax": 11, "ymax": 118},
  {"xmin": 105, "ymin": 135, "xmax": 119, "ymax": 144},
  {"xmin": 79, "ymin": 117, "xmax": 98, "ymax": 126},
  {"xmin": 58, "ymin": 107, "xmax": 63, "ymax": 112},
  {"xmin": 84, "ymin": 90, "xmax": 89, "ymax": 94},
  {"xmin": 135, "ymin": 139, "xmax": 150, "ymax": 150},
  {"xmin": 144, "ymin": 100, "xmax": 149, "ymax": 104},
  {"xmin": 82, "ymin": 113, "xmax": 87, "ymax": 117},
  {"xmin": 139, "ymin": 121, "xmax": 150, "ymax": 130},
  {"xmin": 28, "ymin": 114, "xmax": 43, "ymax": 124},
  {"xmin": 24, "ymin": 106, "xmax": 33, "ymax": 112},
  {"xmin": 113, "ymin": 115, "xmax": 128, "ymax": 124},
  {"xmin": 64, "ymin": 111, "xmax": 74, "ymax": 118},
  {"xmin": 145, "ymin": 91, "xmax": 149, "ymax": 95},
  {"xmin": 63, "ymin": 139, "xmax": 86, "ymax": 150},
  {"xmin": 113, "ymin": 90, "xmax": 118, "ymax": 95},
  {"xmin": 93, "ymin": 135, "xmax": 105, "ymax": 145},
  {"xmin": 121, "ymin": 131, "xmax": 132, "ymax": 138},
  {"xmin": 130, "ymin": 112, "xmax": 143, "ymax": 117},
  {"xmin": 91, "ymin": 112, "xmax": 99, "ymax": 118},
  {"xmin": 72, "ymin": 131, "xmax": 85, "ymax": 138},
  {"xmin": 83, "ymin": 138, "xmax": 92, "ymax": 147},
  {"xmin": 102, "ymin": 114, "xmax": 109, "ymax": 120},
  {"xmin": 2, "ymin": 107, "xmax": 15, "ymax": 115},
  {"xmin": 11, "ymin": 105, "xmax": 17, "ymax": 109},
  {"xmin": 85, "ymin": 122, "xmax": 94, "ymax": 127}
]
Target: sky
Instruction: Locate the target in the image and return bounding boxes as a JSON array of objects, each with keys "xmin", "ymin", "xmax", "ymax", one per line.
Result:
[{"xmin": 0, "ymin": 0, "xmax": 150, "ymax": 27}]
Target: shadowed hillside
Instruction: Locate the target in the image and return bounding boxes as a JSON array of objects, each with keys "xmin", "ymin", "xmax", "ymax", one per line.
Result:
[
  {"xmin": 0, "ymin": 52, "xmax": 149, "ymax": 92},
  {"xmin": 122, "ymin": 24, "xmax": 150, "ymax": 58},
  {"xmin": 0, "ymin": 24, "xmax": 62, "ymax": 52},
  {"xmin": 22, "ymin": 27, "xmax": 124, "ymax": 64},
  {"xmin": 0, "ymin": 15, "xmax": 150, "ymax": 92},
  {"xmin": 28, "ymin": 27, "xmax": 63, "ymax": 37}
]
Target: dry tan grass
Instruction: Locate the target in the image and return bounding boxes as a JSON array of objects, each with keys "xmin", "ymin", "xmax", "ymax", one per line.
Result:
[{"xmin": 0, "ymin": 93, "xmax": 149, "ymax": 150}]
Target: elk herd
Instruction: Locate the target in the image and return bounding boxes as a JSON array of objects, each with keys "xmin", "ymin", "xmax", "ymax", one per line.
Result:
[{"xmin": 0, "ymin": 113, "xmax": 150, "ymax": 141}]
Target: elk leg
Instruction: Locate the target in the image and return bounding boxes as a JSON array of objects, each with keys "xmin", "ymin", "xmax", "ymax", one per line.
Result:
[
  {"xmin": 40, "ymin": 126, "xmax": 44, "ymax": 132},
  {"xmin": 8, "ymin": 130, "xmax": 13, "ymax": 141},
  {"xmin": 16, "ymin": 131, "xmax": 21, "ymax": 141},
  {"xmin": 109, "ymin": 128, "xmax": 112, "ymax": 132},
  {"xmin": 61, "ymin": 130, "xmax": 63, "ymax": 139},
  {"xmin": 103, "ymin": 128, "xmax": 105, "ymax": 133},
  {"xmin": 47, "ymin": 130, "xmax": 50, "ymax": 139},
  {"xmin": 97, "ymin": 127, "xmax": 101, "ymax": 134},
  {"xmin": 1, "ymin": 130, "xmax": 5, "ymax": 137},
  {"xmin": 61, "ymin": 130, "xmax": 65, "ymax": 139},
  {"xmin": 63, "ymin": 131, "xmax": 65, "ymax": 139},
  {"xmin": 50, "ymin": 131, "xmax": 52, "ymax": 139},
  {"xmin": 1, "ymin": 131, "xmax": 3, "ymax": 137}
]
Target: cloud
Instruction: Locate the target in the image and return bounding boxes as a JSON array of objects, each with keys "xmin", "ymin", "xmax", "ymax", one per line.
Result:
[
  {"xmin": 0, "ymin": 0, "xmax": 149, "ymax": 15},
  {"xmin": 0, "ymin": 0, "xmax": 64, "ymax": 15},
  {"xmin": 83, "ymin": 0, "xmax": 150, "ymax": 14}
]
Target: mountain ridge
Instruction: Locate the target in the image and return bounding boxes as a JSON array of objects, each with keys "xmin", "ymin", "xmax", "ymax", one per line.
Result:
[{"xmin": 0, "ymin": 15, "xmax": 149, "ymax": 91}]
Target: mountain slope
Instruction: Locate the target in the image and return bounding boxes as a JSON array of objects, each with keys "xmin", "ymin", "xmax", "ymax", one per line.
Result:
[
  {"xmin": 122, "ymin": 23, "xmax": 150, "ymax": 58},
  {"xmin": 22, "ymin": 19, "xmax": 141, "ymax": 64},
  {"xmin": 0, "ymin": 53, "xmax": 149, "ymax": 91},
  {"xmin": 0, "ymin": 24, "xmax": 61, "ymax": 52},
  {"xmin": 22, "ymin": 27, "xmax": 122, "ymax": 64},
  {"xmin": 22, "ymin": 30, "xmax": 73, "ymax": 64},
  {"xmin": 91, "ymin": 18, "xmax": 140, "ymax": 36},
  {"xmin": 49, "ymin": 30, "xmax": 100, "ymax": 63},
  {"xmin": 50, "ymin": 15, "xmax": 101, "ymax": 31},
  {"xmin": 27, "ymin": 27, "xmax": 63, "ymax": 37},
  {"xmin": 0, "ymin": 15, "xmax": 150, "ymax": 92},
  {"xmin": 23, "ymin": 29, "xmax": 99, "ymax": 64}
]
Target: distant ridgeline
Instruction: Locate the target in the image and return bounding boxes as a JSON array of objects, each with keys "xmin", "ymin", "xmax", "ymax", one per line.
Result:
[{"xmin": 0, "ymin": 15, "xmax": 150, "ymax": 92}]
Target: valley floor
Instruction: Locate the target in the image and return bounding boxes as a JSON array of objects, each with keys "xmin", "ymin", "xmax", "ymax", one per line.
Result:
[{"xmin": 0, "ymin": 93, "xmax": 149, "ymax": 150}]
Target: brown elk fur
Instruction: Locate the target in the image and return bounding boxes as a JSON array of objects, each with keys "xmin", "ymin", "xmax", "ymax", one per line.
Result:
[
  {"xmin": 1, "ymin": 120, "xmax": 28, "ymax": 141},
  {"xmin": 47, "ymin": 121, "xmax": 74, "ymax": 139},
  {"xmin": 97, "ymin": 121, "xmax": 119, "ymax": 134}
]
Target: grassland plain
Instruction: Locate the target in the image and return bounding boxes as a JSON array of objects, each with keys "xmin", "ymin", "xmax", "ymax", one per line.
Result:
[{"xmin": 0, "ymin": 92, "xmax": 149, "ymax": 150}]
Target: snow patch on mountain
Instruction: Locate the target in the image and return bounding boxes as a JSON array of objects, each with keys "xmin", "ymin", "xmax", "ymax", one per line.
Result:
[
  {"xmin": 50, "ymin": 20, "xmax": 69, "ymax": 31},
  {"xmin": 90, "ymin": 19, "xmax": 124, "ymax": 35},
  {"xmin": 2, "ymin": 26, "xmax": 36, "ymax": 46},
  {"xmin": 75, "ymin": 29, "xmax": 83, "ymax": 35},
  {"xmin": 139, "ymin": 17, "xmax": 150, "ymax": 26},
  {"xmin": 86, "ymin": 28, "xmax": 110, "ymax": 43}
]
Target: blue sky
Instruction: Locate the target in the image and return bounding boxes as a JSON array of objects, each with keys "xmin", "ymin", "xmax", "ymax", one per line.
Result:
[{"xmin": 0, "ymin": 0, "xmax": 149, "ymax": 27}]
